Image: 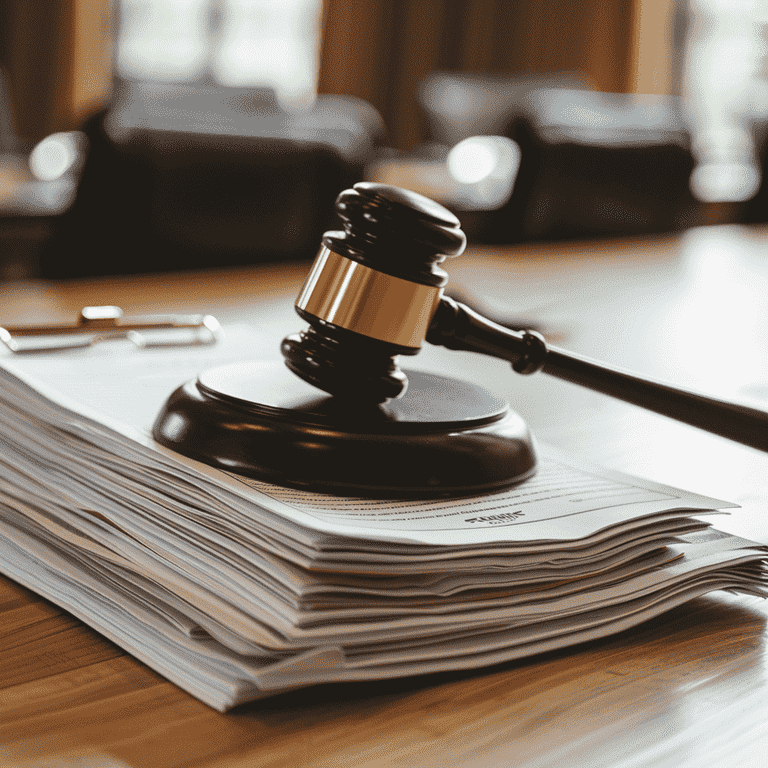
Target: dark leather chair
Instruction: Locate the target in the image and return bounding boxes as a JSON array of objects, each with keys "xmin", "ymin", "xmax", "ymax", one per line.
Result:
[
  {"xmin": 41, "ymin": 81, "xmax": 382, "ymax": 278},
  {"xmin": 418, "ymin": 73, "xmax": 702, "ymax": 243}
]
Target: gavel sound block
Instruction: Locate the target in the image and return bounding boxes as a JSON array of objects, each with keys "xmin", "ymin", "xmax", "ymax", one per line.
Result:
[{"xmin": 153, "ymin": 183, "xmax": 768, "ymax": 497}]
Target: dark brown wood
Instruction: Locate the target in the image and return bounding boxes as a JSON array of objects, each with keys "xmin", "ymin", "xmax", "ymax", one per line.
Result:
[
  {"xmin": 281, "ymin": 184, "xmax": 768, "ymax": 456},
  {"xmin": 153, "ymin": 364, "xmax": 536, "ymax": 496},
  {"xmin": 326, "ymin": 182, "xmax": 466, "ymax": 285},
  {"xmin": 428, "ymin": 295, "xmax": 768, "ymax": 453},
  {"xmin": 281, "ymin": 183, "xmax": 467, "ymax": 401}
]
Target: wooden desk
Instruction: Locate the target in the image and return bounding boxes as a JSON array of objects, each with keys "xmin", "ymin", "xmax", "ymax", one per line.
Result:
[{"xmin": 2, "ymin": 225, "xmax": 768, "ymax": 768}]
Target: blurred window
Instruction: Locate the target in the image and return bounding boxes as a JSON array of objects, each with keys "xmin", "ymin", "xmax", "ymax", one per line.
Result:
[
  {"xmin": 683, "ymin": 0, "xmax": 768, "ymax": 202},
  {"xmin": 115, "ymin": 0, "xmax": 322, "ymax": 105}
]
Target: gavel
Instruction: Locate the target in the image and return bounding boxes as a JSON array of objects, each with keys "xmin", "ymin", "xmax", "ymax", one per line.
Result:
[
  {"xmin": 282, "ymin": 182, "xmax": 768, "ymax": 453},
  {"xmin": 154, "ymin": 181, "xmax": 768, "ymax": 497}
]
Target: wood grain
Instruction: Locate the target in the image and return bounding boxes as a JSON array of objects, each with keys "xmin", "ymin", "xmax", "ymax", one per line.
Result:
[{"xmin": 2, "ymin": 226, "xmax": 768, "ymax": 767}]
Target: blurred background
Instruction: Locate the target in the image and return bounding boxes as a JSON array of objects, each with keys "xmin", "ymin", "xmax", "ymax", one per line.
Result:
[{"xmin": 0, "ymin": 0, "xmax": 767, "ymax": 281}]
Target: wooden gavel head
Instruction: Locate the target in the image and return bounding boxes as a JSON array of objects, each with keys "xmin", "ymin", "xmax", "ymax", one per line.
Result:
[{"xmin": 281, "ymin": 182, "xmax": 467, "ymax": 402}]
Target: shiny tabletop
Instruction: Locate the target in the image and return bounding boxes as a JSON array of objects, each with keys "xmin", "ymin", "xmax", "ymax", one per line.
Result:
[{"xmin": 2, "ymin": 224, "xmax": 768, "ymax": 768}]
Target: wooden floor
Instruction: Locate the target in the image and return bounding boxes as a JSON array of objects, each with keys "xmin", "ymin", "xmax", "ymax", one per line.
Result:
[{"xmin": 2, "ymin": 225, "xmax": 768, "ymax": 767}]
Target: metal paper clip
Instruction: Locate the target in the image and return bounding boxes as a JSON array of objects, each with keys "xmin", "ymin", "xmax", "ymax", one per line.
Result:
[{"xmin": 0, "ymin": 306, "xmax": 222, "ymax": 353}]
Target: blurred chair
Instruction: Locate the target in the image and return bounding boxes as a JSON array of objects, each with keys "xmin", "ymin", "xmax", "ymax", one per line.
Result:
[
  {"xmin": 416, "ymin": 73, "xmax": 702, "ymax": 244},
  {"xmin": 418, "ymin": 71, "xmax": 589, "ymax": 149},
  {"xmin": 39, "ymin": 80, "xmax": 383, "ymax": 278},
  {"xmin": 515, "ymin": 87, "xmax": 700, "ymax": 241}
]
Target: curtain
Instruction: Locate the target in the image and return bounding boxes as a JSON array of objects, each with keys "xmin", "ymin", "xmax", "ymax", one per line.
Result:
[
  {"xmin": 318, "ymin": 0, "xmax": 636, "ymax": 151},
  {"xmin": 0, "ymin": 0, "xmax": 112, "ymax": 141}
]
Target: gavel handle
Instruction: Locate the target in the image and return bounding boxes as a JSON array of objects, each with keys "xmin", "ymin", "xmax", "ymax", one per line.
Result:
[{"xmin": 428, "ymin": 297, "xmax": 768, "ymax": 452}]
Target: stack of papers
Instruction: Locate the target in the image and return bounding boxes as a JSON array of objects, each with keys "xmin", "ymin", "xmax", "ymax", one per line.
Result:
[{"xmin": 0, "ymin": 326, "xmax": 765, "ymax": 710}]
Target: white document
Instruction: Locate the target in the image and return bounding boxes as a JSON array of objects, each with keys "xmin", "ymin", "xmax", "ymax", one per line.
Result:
[{"xmin": 0, "ymin": 324, "xmax": 765, "ymax": 711}]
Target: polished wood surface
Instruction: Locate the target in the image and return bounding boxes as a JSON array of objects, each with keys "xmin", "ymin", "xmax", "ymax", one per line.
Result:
[{"xmin": 2, "ymin": 225, "xmax": 768, "ymax": 767}]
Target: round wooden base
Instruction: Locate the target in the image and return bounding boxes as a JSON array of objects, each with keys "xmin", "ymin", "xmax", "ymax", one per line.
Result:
[{"xmin": 152, "ymin": 361, "xmax": 537, "ymax": 497}]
